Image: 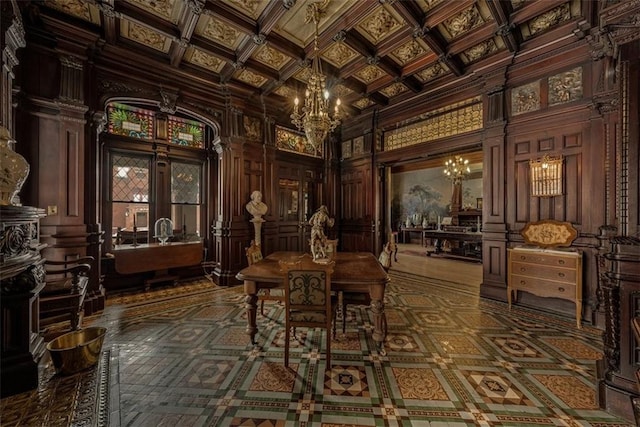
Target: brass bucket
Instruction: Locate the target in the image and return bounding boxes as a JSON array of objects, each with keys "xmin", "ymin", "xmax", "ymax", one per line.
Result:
[{"xmin": 46, "ymin": 327, "xmax": 107, "ymax": 375}]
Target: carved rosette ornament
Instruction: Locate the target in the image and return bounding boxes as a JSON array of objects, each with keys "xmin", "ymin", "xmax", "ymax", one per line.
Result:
[
  {"xmin": 0, "ymin": 222, "xmax": 34, "ymax": 259},
  {"xmin": 1, "ymin": 263, "xmax": 44, "ymax": 294}
]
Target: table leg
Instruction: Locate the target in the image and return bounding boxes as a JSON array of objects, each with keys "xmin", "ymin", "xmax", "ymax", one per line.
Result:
[
  {"xmin": 370, "ymin": 298, "xmax": 387, "ymax": 356},
  {"xmin": 244, "ymin": 280, "xmax": 258, "ymax": 346}
]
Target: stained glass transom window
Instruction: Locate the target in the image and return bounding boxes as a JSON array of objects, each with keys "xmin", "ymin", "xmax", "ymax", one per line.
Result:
[
  {"xmin": 275, "ymin": 126, "xmax": 321, "ymax": 158},
  {"xmin": 168, "ymin": 116, "xmax": 205, "ymax": 148},
  {"xmin": 107, "ymin": 103, "xmax": 154, "ymax": 140},
  {"xmin": 112, "ymin": 154, "xmax": 150, "ymax": 202},
  {"xmin": 171, "ymin": 162, "xmax": 200, "ymax": 204}
]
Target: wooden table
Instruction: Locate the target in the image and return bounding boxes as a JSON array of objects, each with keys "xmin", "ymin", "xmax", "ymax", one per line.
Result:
[
  {"xmin": 423, "ymin": 230, "xmax": 483, "ymax": 260},
  {"xmin": 236, "ymin": 251, "xmax": 389, "ymax": 353},
  {"xmin": 113, "ymin": 241, "xmax": 203, "ymax": 291}
]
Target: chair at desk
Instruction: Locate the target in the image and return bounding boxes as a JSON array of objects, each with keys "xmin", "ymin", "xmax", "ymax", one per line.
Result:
[
  {"xmin": 40, "ymin": 256, "xmax": 94, "ymax": 332},
  {"xmin": 279, "ymin": 254, "xmax": 337, "ymax": 369},
  {"xmin": 245, "ymin": 240, "xmax": 285, "ymax": 316}
]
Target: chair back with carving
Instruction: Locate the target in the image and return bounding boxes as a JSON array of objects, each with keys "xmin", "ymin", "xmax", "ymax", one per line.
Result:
[
  {"xmin": 40, "ymin": 256, "xmax": 94, "ymax": 332},
  {"xmin": 279, "ymin": 253, "xmax": 336, "ymax": 369}
]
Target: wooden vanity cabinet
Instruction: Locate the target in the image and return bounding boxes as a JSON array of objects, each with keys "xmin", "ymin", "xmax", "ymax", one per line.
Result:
[{"xmin": 507, "ymin": 247, "xmax": 583, "ymax": 328}]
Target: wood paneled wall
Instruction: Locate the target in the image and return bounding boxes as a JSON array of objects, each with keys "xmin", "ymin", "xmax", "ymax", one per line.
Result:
[{"xmin": 7, "ymin": 1, "xmax": 639, "ymax": 326}]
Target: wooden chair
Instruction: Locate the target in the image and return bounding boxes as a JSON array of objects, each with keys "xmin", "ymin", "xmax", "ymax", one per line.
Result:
[
  {"xmin": 279, "ymin": 254, "xmax": 337, "ymax": 369},
  {"xmin": 245, "ymin": 241, "xmax": 285, "ymax": 315},
  {"xmin": 339, "ymin": 242, "xmax": 391, "ymax": 335},
  {"xmin": 40, "ymin": 256, "xmax": 94, "ymax": 332}
]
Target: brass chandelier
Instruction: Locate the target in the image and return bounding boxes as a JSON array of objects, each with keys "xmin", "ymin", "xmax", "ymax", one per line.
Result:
[
  {"xmin": 443, "ymin": 156, "xmax": 471, "ymax": 184},
  {"xmin": 290, "ymin": 1, "xmax": 341, "ymax": 153}
]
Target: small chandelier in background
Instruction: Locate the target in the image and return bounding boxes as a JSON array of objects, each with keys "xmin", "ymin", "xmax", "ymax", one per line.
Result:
[
  {"xmin": 443, "ymin": 156, "xmax": 470, "ymax": 184},
  {"xmin": 290, "ymin": 1, "xmax": 341, "ymax": 153}
]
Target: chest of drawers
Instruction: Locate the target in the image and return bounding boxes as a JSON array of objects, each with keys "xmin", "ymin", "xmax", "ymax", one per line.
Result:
[{"xmin": 507, "ymin": 247, "xmax": 583, "ymax": 328}]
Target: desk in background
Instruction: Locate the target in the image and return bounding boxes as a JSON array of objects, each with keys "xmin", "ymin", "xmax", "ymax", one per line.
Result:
[
  {"xmin": 112, "ymin": 241, "xmax": 203, "ymax": 291},
  {"xmin": 423, "ymin": 230, "xmax": 483, "ymax": 261},
  {"xmin": 236, "ymin": 251, "xmax": 389, "ymax": 353},
  {"xmin": 400, "ymin": 227, "xmax": 428, "ymax": 245}
]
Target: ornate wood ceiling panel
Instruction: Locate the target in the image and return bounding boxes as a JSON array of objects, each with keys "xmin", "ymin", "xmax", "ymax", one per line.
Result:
[{"xmin": 36, "ymin": 0, "xmax": 594, "ymax": 119}]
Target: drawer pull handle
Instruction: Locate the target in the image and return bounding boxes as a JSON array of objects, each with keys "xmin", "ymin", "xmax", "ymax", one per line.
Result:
[
  {"xmin": 520, "ymin": 280, "xmax": 526, "ymax": 285},
  {"xmin": 558, "ymin": 272, "xmax": 565, "ymax": 278},
  {"xmin": 558, "ymin": 287, "xmax": 565, "ymax": 292},
  {"xmin": 520, "ymin": 267, "xmax": 526, "ymax": 272},
  {"xmin": 558, "ymin": 260, "xmax": 565, "ymax": 265},
  {"xmin": 520, "ymin": 256, "xmax": 526, "ymax": 260}
]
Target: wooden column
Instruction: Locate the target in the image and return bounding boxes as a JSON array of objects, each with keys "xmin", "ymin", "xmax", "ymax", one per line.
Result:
[
  {"xmin": 212, "ymin": 101, "xmax": 246, "ymax": 285},
  {"xmin": 480, "ymin": 86, "xmax": 509, "ymax": 301},
  {"xmin": 0, "ymin": 0, "xmax": 24, "ymax": 134}
]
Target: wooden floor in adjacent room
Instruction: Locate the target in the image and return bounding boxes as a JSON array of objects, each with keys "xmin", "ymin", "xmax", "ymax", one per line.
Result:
[{"xmin": 390, "ymin": 243, "xmax": 483, "ymax": 287}]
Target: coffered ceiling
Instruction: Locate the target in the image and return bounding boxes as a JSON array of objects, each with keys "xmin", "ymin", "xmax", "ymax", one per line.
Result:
[{"xmin": 37, "ymin": 0, "xmax": 585, "ymax": 120}]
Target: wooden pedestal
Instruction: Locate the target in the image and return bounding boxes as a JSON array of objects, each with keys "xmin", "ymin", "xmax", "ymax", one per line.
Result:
[{"xmin": 0, "ymin": 206, "xmax": 47, "ymax": 398}]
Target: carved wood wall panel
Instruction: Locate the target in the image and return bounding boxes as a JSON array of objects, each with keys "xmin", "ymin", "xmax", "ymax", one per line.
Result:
[
  {"xmin": 508, "ymin": 122, "xmax": 589, "ymax": 228},
  {"xmin": 65, "ymin": 129, "xmax": 80, "ymax": 217},
  {"xmin": 485, "ymin": 143, "xmax": 504, "ymax": 222}
]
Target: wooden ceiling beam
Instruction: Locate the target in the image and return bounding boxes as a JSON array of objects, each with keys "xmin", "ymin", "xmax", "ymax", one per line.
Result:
[
  {"xmin": 264, "ymin": 32, "xmax": 306, "ymax": 60},
  {"xmin": 98, "ymin": 0, "xmax": 117, "ymax": 44},
  {"xmin": 256, "ymin": 0, "xmax": 289, "ymax": 34},
  {"xmin": 342, "ymin": 29, "xmax": 377, "ymax": 60},
  {"xmin": 423, "ymin": 0, "xmax": 475, "ymax": 28},
  {"xmin": 510, "ymin": 0, "xmax": 568, "ymax": 24},
  {"xmin": 447, "ymin": 24, "xmax": 499, "ymax": 55},
  {"xmin": 190, "ymin": 35, "xmax": 236, "ymax": 63},
  {"xmin": 486, "ymin": 0, "xmax": 519, "ymax": 52},
  {"xmin": 113, "ymin": 2, "xmax": 180, "ymax": 39},
  {"xmin": 418, "ymin": 27, "xmax": 464, "ymax": 76},
  {"xmin": 389, "ymin": 1, "xmax": 424, "ymax": 29},
  {"xmin": 201, "ymin": 1, "xmax": 256, "ymax": 35},
  {"xmin": 314, "ymin": 1, "xmax": 375, "ymax": 49},
  {"xmin": 401, "ymin": 75, "xmax": 423, "ymax": 93},
  {"xmin": 169, "ymin": 1, "xmax": 202, "ymax": 67}
]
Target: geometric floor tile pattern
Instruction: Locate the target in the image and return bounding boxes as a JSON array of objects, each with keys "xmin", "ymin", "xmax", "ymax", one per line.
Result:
[{"xmin": 0, "ymin": 271, "xmax": 634, "ymax": 426}]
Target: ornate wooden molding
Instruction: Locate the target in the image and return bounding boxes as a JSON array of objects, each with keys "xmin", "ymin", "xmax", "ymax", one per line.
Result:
[{"xmin": 599, "ymin": 0, "xmax": 640, "ymax": 46}]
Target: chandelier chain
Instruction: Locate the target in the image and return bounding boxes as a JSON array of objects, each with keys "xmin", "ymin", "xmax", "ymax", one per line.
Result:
[{"xmin": 290, "ymin": 0, "xmax": 341, "ymax": 154}]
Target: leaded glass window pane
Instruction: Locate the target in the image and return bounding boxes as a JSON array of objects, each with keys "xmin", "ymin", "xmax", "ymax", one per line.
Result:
[
  {"xmin": 107, "ymin": 103, "xmax": 154, "ymax": 140},
  {"xmin": 112, "ymin": 155, "xmax": 150, "ymax": 202},
  {"xmin": 111, "ymin": 154, "xmax": 151, "ymax": 244},
  {"xmin": 168, "ymin": 116, "xmax": 204, "ymax": 148},
  {"xmin": 171, "ymin": 162, "xmax": 200, "ymax": 204}
]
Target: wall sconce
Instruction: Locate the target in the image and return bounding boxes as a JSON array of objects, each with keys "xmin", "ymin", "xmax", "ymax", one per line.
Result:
[{"xmin": 530, "ymin": 155, "xmax": 563, "ymax": 197}]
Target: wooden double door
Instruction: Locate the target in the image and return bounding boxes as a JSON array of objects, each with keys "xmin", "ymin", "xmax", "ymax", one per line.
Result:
[{"xmin": 269, "ymin": 162, "xmax": 323, "ymax": 253}]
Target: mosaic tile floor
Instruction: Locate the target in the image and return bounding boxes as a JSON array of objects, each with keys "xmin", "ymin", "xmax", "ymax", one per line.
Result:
[{"xmin": 0, "ymin": 271, "xmax": 633, "ymax": 426}]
